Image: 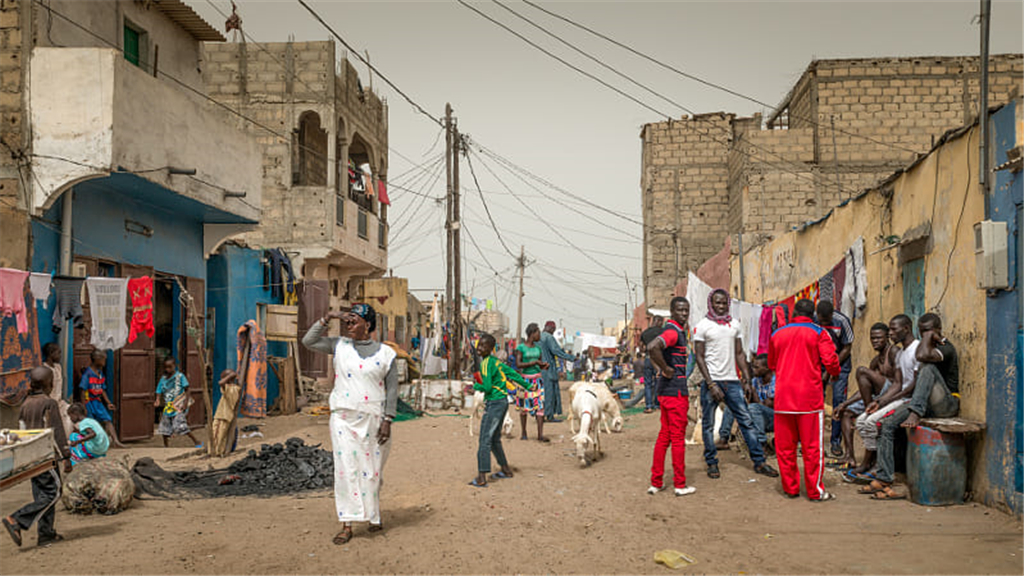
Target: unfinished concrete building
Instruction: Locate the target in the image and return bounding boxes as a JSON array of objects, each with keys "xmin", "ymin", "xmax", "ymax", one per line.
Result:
[
  {"xmin": 202, "ymin": 40, "xmax": 390, "ymax": 310},
  {"xmin": 641, "ymin": 54, "xmax": 1023, "ymax": 308}
]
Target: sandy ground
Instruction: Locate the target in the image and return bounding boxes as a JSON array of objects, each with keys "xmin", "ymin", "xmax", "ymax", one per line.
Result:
[{"xmin": 1, "ymin": 385, "xmax": 1022, "ymax": 575}]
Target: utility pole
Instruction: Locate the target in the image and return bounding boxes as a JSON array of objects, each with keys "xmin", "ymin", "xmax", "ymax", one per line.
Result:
[
  {"xmin": 444, "ymin": 103, "xmax": 453, "ymax": 338},
  {"xmin": 451, "ymin": 120, "xmax": 462, "ymax": 379},
  {"xmin": 516, "ymin": 245, "xmax": 525, "ymax": 343},
  {"xmin": 979, "ymin": 0, "xmax": 992, "ymax": 199}
]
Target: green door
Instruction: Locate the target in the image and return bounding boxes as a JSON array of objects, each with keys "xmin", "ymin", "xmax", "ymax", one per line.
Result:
[
  {"xmin": 902, "ymin": 258, "xmax": 926, "ymax": 336},
  {"xmin": 124, "ymin": 25, "xmax": 140, "ymax": 67}
]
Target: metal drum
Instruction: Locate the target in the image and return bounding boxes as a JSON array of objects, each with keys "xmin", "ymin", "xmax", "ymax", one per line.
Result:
[{"xmin": 907, "ymin": 425, "xmax": 967, "ymax": 506}]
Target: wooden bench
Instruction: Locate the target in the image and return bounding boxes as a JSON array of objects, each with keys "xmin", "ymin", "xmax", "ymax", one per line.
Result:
[{"xmin": 919, "ymin": 417, "xmax": 986, "ymax": 434}]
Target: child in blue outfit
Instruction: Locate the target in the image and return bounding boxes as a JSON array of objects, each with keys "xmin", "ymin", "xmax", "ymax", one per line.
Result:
[
  {"xmin": 79, "ymin": 349, "xmax": 125, "ymax": 448},
  {"xmin": 156, "ymin": 357, "xmax": 202, "ymax": 448}
]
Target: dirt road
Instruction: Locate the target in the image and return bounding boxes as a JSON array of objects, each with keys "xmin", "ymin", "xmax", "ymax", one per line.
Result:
[{"xmin": 2, "ymin": 394, "xmax": 1021, "ymax": 575}]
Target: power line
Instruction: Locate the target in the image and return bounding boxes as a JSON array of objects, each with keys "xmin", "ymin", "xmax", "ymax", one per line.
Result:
[
  {"xmin": 295, "ymin": 0, "xmax": 443, "ymax": 127},
  {"xmin": 464, "ymin": 150, "xmax": 517, "ymax": 258},
  {"xmin": 519, "ymin": 0, "xmax": 925, "ymax": 156}
]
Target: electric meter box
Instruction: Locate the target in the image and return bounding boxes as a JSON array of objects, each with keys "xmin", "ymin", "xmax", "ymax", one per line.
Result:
[{"xmin": 974, "ymin": 220, "xmax": 1008, "ymax": 289}]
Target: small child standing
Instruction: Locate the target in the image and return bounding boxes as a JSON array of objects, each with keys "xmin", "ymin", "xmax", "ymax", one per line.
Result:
[
  {"xmin": 155, "ymin": 357, "xmax": 202, "ymax": 448},
  {"xmin": 468, "ymin": 333, "xmax": 532, "ymax": 488},
  {"xmin": 79, "ymin": 349, "xmax": 126, "ymax": 448},
  {"xmin": 3, "ymin": 366, "xmax": 70, "ymax": 547},
  {"xmin": 67, "ymin": 403, "xmax": 110, "ymax": 465}
]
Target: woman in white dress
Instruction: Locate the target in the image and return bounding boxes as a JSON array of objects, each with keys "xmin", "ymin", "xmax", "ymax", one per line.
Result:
[{"xmin": 302, "ymin": 303, "xmax": 398, "ymax": 545}]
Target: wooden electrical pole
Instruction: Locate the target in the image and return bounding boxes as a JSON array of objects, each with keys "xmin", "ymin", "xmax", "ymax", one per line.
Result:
[
  {"xmin": 451, "ymin": 119, "xmax": 462, "ymax": 378},
  {"xmin": 444, "ymin": 103, "xmax": 453, "ymax": 339},
  {"xmin": 516, "ymin": 245, "xmax": 525, "ymax": 343}
]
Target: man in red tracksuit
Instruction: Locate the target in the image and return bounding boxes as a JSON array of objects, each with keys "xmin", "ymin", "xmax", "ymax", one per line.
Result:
[{"xmin": 768, "ymin": 298, "xmax": 841, "ymax": 502}]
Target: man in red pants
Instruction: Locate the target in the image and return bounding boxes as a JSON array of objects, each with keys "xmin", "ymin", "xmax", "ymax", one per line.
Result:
[
  {"xmin": 646, "ymin": 296, "xmax": 696, "ymax": 496},
  {"xmin": 768, "ymin": 298, "xmax": 841, "ymax": 501}
]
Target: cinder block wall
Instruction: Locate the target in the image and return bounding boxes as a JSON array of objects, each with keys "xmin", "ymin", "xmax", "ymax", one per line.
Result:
[
  {"xmin": 0, "ymin": 0, "xmax": 28, "ymax": 269},
  {"xmin": 641, "ymin": 54, "xmax": 1023, "ymax": 307}
]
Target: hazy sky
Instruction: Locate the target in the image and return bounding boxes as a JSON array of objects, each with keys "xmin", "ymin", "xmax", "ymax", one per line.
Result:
[{"xmin": 191, "ymin": 0, "xmax": 1023, "ymax": 336}]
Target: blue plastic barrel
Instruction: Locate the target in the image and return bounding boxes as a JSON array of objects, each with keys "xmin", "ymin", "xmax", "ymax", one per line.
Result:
[{"xmin": 907, "ymin": 425, "xmax": 967, "ymax": 506}]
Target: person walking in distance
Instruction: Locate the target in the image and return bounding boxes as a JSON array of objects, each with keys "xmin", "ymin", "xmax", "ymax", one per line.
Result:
[
  {"xmin": 768, "ymin": 299, "xmax": 841, "ymax": 501},
  {"xmin": 539, "ymin": 320, "xmax": 576, "ymax": 423},
  {"xmin": 645, "ymin": 297, "xmax": 696, "ymax": 497},
  {"xmin": 695, "ymin": 289, "xmax": 778, "ymax": 479}
]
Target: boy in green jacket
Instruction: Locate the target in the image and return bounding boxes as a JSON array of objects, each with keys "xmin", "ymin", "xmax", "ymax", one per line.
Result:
[{"xmin": 469, "ymin": 333, "xmax": 532, "ymax": 488}]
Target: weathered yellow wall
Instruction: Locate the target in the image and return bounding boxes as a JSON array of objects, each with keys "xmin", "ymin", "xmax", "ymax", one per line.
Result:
[
  {"xmin": 363, "ymin": 277, "xmax": 409, "ymax": 320},
  {"xmin": 733, "ymin": 125, "xmax": 991, "ymax": 496}
]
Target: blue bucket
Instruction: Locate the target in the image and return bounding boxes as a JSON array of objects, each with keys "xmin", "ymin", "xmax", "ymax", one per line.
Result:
[{"xmin": 616, "ymin": 389, "xmax": 631, "ymax": 400}]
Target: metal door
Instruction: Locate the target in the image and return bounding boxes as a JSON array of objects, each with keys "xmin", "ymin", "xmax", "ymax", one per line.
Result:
[
  {"xmin": 117, "ymin": 264, "xmax": 155, "ymax": 441},
  {"xmin": 297, "ymin": 280, "xmax": 330, "ymax": 378},
  {"xmin": 183, "ymin": 276, "xmax": 207, "ymax": 428},
  {"xmin": 901, "ymin": 258, "xmax": 926, "ymax": 337}
]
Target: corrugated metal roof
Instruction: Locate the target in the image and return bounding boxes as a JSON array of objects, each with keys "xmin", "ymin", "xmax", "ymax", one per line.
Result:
[{"xmin": 154, "ymin": 0, "xmax": 226, "ymax": 42}]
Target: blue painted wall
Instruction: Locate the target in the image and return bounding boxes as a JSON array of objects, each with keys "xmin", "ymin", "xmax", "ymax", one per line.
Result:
[
  {"xmin": 985, "ymin": 100, "xmax": 1022, "ymax": 516},
  {"xmin": 207, "ymin": 245, "xmax": 283, "ymax": 412}
]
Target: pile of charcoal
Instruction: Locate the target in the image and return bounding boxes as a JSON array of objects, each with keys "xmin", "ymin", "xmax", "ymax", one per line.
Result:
[{"xmin": 220, "ymin": 437, "xmax": 334, "ymax": 495}]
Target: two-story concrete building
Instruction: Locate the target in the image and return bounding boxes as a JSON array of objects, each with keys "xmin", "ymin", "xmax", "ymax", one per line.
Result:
[
  {"xmin": 0, "ymin": 0, "xmax": 262, "ymax": 437},
  {"xmin": 201, "ymin": 39, "xmax": 390, "ymax": 382}
]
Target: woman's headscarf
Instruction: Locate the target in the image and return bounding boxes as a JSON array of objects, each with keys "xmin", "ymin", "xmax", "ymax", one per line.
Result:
[
  {"xmin": 350, "ymin": 303, "xmax": 377, "ymax": 333},
  {"xmin": 707, "ymin": 288, "xmax": 733, "ymax": 325}
]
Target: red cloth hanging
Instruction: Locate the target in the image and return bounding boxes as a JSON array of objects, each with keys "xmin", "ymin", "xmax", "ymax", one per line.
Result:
[
  {"xmin": 128, "ymin": 276, "xmax": 155, "ymax": 343},
  {"xmin": 377, "ymin": 180, "xmax": 390, "ymax": 206}
]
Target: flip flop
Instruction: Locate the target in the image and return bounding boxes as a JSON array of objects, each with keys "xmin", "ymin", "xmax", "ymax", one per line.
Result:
[
  {"xmin": 489, "ymin": 471, "xmax": 512, "ymax": 480},
  {"xmin": 332, "ymin": 528, "xmax": 353, "ymax": 545},
  {"xmin": 37, "ymin": 533, "xmax": 64, "ymax": 546},
  {"xmin": 827, "ymin": 461, "xmax": 853, "ymax": 471},
  {"xmin": 871, "ymin": 487, "xmax": 907, "ymax": 500},
  {"xmin": 467, "ymin": 478, "xmax": 488, "ymax": 488},
  {"xmin": 858, "ymin": 480, "xmax": 889, "ymax": 495},
  {"xmin": 2, "ymin": 517, "xmax": 22, "ymax": 547}
]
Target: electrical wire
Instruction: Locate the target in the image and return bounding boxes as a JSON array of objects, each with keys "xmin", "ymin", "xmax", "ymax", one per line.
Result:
[
  {"xmin": 519, "ymin": 0, "xmax": 925, "ymax": 156},
  {"xmin": 464, "ymin": 151, "xmax": 517, "ymax": 258}
]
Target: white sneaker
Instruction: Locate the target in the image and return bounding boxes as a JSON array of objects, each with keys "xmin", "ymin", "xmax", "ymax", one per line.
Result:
[
  {"xmin": 674, "ymin": 486, "xmax": 696, "ymax": 497},
  {"xmin": 646, "ymin": 486, "xmax": 665, "ymax": 495}
]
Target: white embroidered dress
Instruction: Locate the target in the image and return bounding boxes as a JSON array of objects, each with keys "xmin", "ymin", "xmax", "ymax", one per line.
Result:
[{"xmin": 329, "ymin": 337, "xmax": 396, "ymax": 524}]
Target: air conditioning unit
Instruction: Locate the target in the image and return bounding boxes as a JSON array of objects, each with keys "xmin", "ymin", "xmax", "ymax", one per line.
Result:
[{"xmin": 974, "ymin": 220, "xmax": 1008, "ymax": 289}]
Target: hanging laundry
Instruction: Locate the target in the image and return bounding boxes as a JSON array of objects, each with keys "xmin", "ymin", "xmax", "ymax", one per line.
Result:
[
  {"xmin": 685, "ymin": 272, "xmax": 714, "ymax": 333},
  {"xmin": 266, "ymin": 248, "xmax": 295, "ymax": 302},
  {"xmin": 777, "ymin": 298, "xmax": 795, "ymax": 326},
  {"xmin": 1, "ymin": 283, "xmax": 40, "ymax": 405},
  {"xmin": 29, "ymin": 272, "xmax": 52, "ymax": 308},
  {"xmin": 52, "ymin": 276, "xmax": 85, "ymax": 333},
  {"xmin": 747, "ymin": 303, "xmax": 762, "ymax": 354},
  {"xmin": 818, "ymin": 269, "xmax": 834, "ymax": 304},
  {"xmin": 377, "ymin": 180, "xmax": 390, "ymax": 206},
  {"xmin": 757, "ymin": 305, "xmax": 774, "ymax": 354},
  {"xmin": 128, "ymin": 276, "xmax": 155, "ymax": 343},
  {"xmin": 840, "ymin": 253, "xmax": 856, "ymax": 320},
  {"xmin": 0, "ymin": 268, "xmax": 29, "ymax": 334},
  {"xmin": 831, "ymin": 259, "xmax": 846, "ymax": 310},
  {"xmin": 238, "ymin": 320, "xmax": 268, "ymax": 418},
  {"xmin": 360, "ymin": 163, "xmax": 373, "ymax": 198},
  {"xmin": 796, "ymin": 280, "xmax": 819, "ymax": 305},
  {"xmin": 85, "ymin": 277, "xmax": 129, "ymax": 350},
  {"xmin": 849, "ymin": 237, "xmax": 868, "ymax": 318}
]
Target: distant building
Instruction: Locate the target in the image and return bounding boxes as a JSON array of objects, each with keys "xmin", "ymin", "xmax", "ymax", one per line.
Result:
[{"xmin": 641, "ymin": 54, "xmax": 1023, "ymax": 307}]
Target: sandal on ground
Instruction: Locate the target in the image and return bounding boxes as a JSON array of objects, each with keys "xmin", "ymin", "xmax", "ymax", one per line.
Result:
[
  {"xmin": 37, "ymin": 533, "xmax": 64, "ymax": 546},
  {"xmin": 467, "ymin": 478, "xmax": 488, "ymax": 488},
  {"xmin": 367, "ymin": 524, "xmax": 384, "ymax": 533},
  {"xmin": 537, "ymin": 436, "xmax": 551, "ymax": 443},
  {"xmin": 332, "ymin": 527, "xmax": 353, "ymax": 545},
  {"xmin": 2, "ymin": 517, "xmax": 22, "ymax": 547},
  {"xmin": 489, "ymin": 471, "xmax": 512, "ymax": 480},
  {"xmin": 871, "ymin": 486, "xmax": 907, "ymax": 500},
  {"xmin": 858, "ymin": 480, "xmax": 889, "ymax": 495},
  {"xmin": 811, "ymin": 492, "xmax": 837, "ymax": 502},
  {"xmin": 827, "ymin": 461, "xmax": 853, "ymax": 471}
]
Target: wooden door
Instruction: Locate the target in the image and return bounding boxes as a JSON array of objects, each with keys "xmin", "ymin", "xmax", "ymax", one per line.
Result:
[
  {"xmin": 182, "ymin": 276, "xmax": 207, "ymax": 428},
  {"xmin": 297, "ymin": 280, "xmax": 330, "ymax": 378},
  {"xmin": 117, "ymin": 264, "xmax": 155, "ymax": 441}
]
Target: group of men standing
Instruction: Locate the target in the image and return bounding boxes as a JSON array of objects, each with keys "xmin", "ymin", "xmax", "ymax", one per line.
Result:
[{"xmin": 640, "ymin": 288, "xmax": 961, "ymax": 502}]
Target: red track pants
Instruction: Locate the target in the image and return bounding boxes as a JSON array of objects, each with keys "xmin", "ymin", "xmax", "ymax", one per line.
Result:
[
  {"xmin": 650, "ymin": 394, "xmax": 689, "ymax": 489},
  {"xmin": 773, "ymin": 410, "xmax": 825, "ymax": 500}
]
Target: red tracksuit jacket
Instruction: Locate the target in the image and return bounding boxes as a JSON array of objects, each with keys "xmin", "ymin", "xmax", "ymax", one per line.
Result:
[{"xmin": 767, "ymin": 315, "xmax": 841, "ymax": 412}]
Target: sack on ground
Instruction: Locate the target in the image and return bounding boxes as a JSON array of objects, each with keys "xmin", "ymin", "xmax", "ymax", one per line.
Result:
[{"xmin": 62, "ymin": 458, "xmax": 134, "ymax": 515}]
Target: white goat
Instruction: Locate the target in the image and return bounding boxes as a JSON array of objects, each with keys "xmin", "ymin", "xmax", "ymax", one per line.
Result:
[
  {"xmin": 570, "ymin": 383, "xmax": 603, "ymax": 466},
  {"xmin": 468, "ymin": 391, "xmax": 515, "ymax": 438},
  {"xmin": 567, "ymin": 381, "xmax": 624, "ymax": 434}
]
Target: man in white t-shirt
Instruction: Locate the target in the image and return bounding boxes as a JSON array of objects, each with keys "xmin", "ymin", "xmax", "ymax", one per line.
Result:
[
  {"xmin": 852, "ymin": 314, "xmax": 919, "ymax": 479},
  {"xmin": 694, "ymin": 289, "xmax": 779, "ymax": 480}
]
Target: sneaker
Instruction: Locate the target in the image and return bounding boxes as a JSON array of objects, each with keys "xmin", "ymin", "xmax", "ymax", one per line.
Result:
[
  {"xmin": 674, "ymin": 486, "xmax": 696, "ymax": 497},
  {"xmin": 707, "ymin": 464, "xmax": 721, "ymax": 479},
  {"xmin": 646, "ymin": 486, "xmax": 665, "ymax": 495},
  {"xmin": 811, "ymin": 491, "xmax": 836, "ymax": 502}
]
